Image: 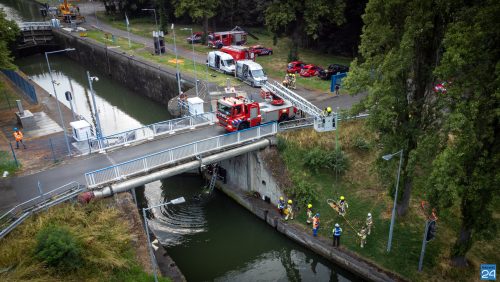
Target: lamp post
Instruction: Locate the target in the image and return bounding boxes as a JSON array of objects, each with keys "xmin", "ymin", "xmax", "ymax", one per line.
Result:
[
  {"xmin": 86, "ymin": 72, "xmax": 103, "ymax": 139},
  {"xmin": 382, "ymin": 149, "xmax": 403, "ymax": 252},
  {"xmin": 181, "ymin": 27, "xmax": 199, "ymax": 97},
  {"xmin": 142, "ymin": 197, "xmax": 186, "ymax": 282},
  {"xmin": 45, "ymin": 48, "xmax": 75, "ymax": 156},
  {"xmin": 142, "ymin": 8, "xmax": 160, "ymax": 55},
  {"xmin": 171, "ymin": 23, "xmax": 182, "ymax": 95}
]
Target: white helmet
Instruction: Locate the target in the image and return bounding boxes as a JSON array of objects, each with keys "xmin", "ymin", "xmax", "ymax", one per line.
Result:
[
  {"xmin": 368, "ymin": 213, "xmax": 372, "ymax": 217},
  {"xmin": 335, "ymin": 223, "xmax": 339, "ymax": 227}
]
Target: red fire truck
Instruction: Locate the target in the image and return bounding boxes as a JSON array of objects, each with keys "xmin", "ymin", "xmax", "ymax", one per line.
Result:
[
  {"xmin": 208, "ymin": 30, "xmax": 247, "ymax": 49},
  {"xmin": 216, "ymin": 90, "xmax": 296, "ymax": 132},
  {"xmin": 220, "ymin": 46, "xmax": 255, "ymax": 61}
]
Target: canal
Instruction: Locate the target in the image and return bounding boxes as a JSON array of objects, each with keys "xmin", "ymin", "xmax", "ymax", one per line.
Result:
[{"xmin": 4, "ymin": 1, "xmax": 358, "ymax": 280}]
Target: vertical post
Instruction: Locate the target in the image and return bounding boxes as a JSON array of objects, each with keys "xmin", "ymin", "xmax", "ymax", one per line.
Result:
[
  {"xmin": 131, "ymin": 187, "xmax": 137, "ymax": 205},
  {"xmin": 387, "ymin": 149, "xmax": 403, "ymax": 252},
  {"xmin": 418, "ymin": 220, "xmax": 430, "ymax": 271},
  {"xmin": 87, "ymin": 71, "xmax": 102, "ymax": 139},
  {"xmin": 172, "ymin": 24, "xmax": 182, "ymax": 95},
  {"xmin": 86, "ymin": 131, "xmax": 92, "ymax": 154},
  {"xmin": 190, "ymin": 29, "xmax": 198, "ymax": 96},
  {"xmin": 142, "ymin": 208, "xmax": 159, "ymax": 282},
  {"xmin": 49, "ymin": 138, "xmax": 56, "ymax": 162},
  {"xmin": 9, "ymin": 142, "xmax": 19, "ymax": 167}
]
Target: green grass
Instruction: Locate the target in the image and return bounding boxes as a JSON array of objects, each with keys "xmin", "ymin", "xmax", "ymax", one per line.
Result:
[
  {"xmin": 0, "ymin": 79, "xmax": 18, "ymax": 110},
  {"xmin": 85, "ymin": 30, "xmax": 144, "ymax": 51},
  {"xmin": 0, "ymin": 151, "xmax": 19, "ymax": 174},
  {"xmin": 0, "ymin": 200, "xmax": 170, "ymax": 282},
  {"xmin": 277, "ymin": 120, "xmax": 498, "ymax": 281},
  {"xmin": 96, "ymin": 14, "xmax": 352, "ymax": 92}
]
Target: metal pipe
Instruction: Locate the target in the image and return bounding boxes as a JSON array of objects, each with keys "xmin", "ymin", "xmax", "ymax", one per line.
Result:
[{"xmin": 93, "ymin": 139, "xmax": 270, "ymax": 198}]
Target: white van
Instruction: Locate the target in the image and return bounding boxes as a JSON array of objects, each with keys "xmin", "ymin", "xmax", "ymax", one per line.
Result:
[
  {"xmin": 207, "ymin": 51, "xmax": 235, "ymax": 74},
  {"xmin": 235, "ymin": 60, "xmax": 267, "ymax": 87}
]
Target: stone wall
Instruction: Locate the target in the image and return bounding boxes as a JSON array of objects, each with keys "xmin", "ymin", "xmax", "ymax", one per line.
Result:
[{"xmin": 52, "ymin": 29, "xmax": 194, "ymax": 106}]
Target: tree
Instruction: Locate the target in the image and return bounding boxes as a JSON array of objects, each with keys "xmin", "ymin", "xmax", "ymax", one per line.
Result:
[
  {"xmin": 344, "ymin": 0, "xmax": 453, "ymax": 216},
  {"xmin": 0, "ymin": 9, "xmax": 19, "ymax": 69},
  {"xmin": 427, "ymin": 0, "xmax": 500, "ymax": 267},
  {"xmin": 174, "ymin": 0, "xmax": 220, "ymax": 44},
  {"xmin": 264, "ymin": 0, "xmax": 346, "ymax": 49},
  {"xmin": 156, "ymin": 0, "xmax": 172, "ymax": 34}
]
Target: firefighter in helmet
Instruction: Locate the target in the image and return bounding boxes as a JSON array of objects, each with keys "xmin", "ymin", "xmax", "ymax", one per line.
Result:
[
  {"xmin": 306, "ymin": 203, "xmax": 313, "ymax": 224},
  {"xmin": 357, "ymin": 225, "xmax": 368, "ymax": 248},
  {"xmin": 285, "ymin": 199, "xmax": 294, "ymax": 220},
  {"xmin": 366, "ymin": 213, "xmax": 373, "ymax": 235},
  {"xmin": 338, "ymin": 196, "xmax": 348, "ymax": 216},
  {"xmin": 277, "ymin": 197, "xmax": 286, "ymax": 215}
]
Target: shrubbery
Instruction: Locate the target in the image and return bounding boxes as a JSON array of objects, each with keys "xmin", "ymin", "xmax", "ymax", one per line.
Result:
[
  {"xmin": 35, "ymin": 225, "xmax": 82, "ymax": 271},
  {"xmin": 353, "ymin": 136, "xmax": 371, "ymax": 151},
  {"xmin": 288, "ymin": 178, "xmax": 318, "ymax": 209},
  {"xmin": 304, "ymin": 147, "xmax": 349, "ymax": 174}
]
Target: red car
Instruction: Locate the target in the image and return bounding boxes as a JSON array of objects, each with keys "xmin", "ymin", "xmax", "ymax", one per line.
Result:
[
  {"xmin": 299, "ymin": 64, "xmax": 323, "ymax": 77},
  {"xmin": 287, "ymin": 61, "xmax": 305, "ymax": 73},
  {"xmin": 249, "ymin": 45, "xmax": 273, "ymax": 56}
]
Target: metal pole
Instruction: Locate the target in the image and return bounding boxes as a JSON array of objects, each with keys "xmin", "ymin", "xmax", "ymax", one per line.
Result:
[
  {"xmin": 418, "ymin": 220, "xmax": 430, "ymax": 271},
  {"xmin": 45, "ymin": 51, "xmax": 72, "ymax": 156},
  {"xmin": 86, "ymin": 131, "xmax": 92, "ymax": 154},
  {"xmin": 142, "ymin": 208, "xmax": 159, "ymax": 282},
  {"xmin": 9, "ymin": 142, "xmax": 19, "ymax": 167},
  {"xmin": 172, "ymin": 24, "xmax": 182, "ymax": 95},
  {"xmin": 87, "ymin": 71, "xmax": 103, "ymax": 139},
  {"xmin": 94, "ymin": 0, "xmax": 99, "ymax": 29},
  {"xmin": 49, "ymin": 138, "xmax": 56, "ymax": 162},
  {"xmin": 37, "ymin": 181, "xmax": 44, "ymax": 204},
  {"xmin": 189, "ymin": 28, "xmax": 198, "ymax": 96},
  {"xmin": 387, "ymin": 149, "xmax": 403, "ymax": 252},
  {"xmin": 153, "ymin": 10, "xmax": 160, "ymax": 55},
  {"xmin": 68, "ymin": 93, "xmax": 76, "ymax": 121}
]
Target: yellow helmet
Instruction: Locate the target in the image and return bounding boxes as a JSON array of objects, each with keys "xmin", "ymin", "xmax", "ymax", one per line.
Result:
[
  {"xmin": 307, "ymin": 204, "xmax": 312, "ymax": 209},
  {"xmin": 280, "ymin": 197, "xmax": 284, "ymax": 200},
  {"xmin": 327, "ymin": 106, "xmax": 332, "ymax": 112},
  {"xmin": 340, "ymin": 196, "xmax": 345, "ymax": 200},
  {"xmin": 288, "ymin": 200, "xmax": 293, "ymax": 204}
]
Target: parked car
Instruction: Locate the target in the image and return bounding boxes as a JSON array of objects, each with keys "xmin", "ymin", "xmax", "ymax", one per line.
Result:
[
  {"xmin": 299, "ymin": 64, "xmax": 324, "ymax": 77},
  {"xmin": 186, "ymin": 32, "xmax": 203, "ymax": 44},
  {"xmin": 318, "ymin": 64, "xmax": 349, "ymax": 80},
  {"xmin": 287, "ymin": 61, "xmax": 305, "ymax": 73},
  {"xmin": 249, "ymin": 45, "xmax": 273, "ymax": 56}
]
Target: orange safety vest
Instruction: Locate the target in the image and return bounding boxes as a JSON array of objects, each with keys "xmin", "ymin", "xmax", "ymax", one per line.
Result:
[
  {"xmin": 313, "ymin": 217, "xmax": 320, "ymax": 229},
  {"xmin": 13, "ymin": 131, "xmax": 23, "ymax": 141}
]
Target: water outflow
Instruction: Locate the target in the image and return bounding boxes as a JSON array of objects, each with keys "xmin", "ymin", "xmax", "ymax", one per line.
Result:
[{"xmin": 139, "ymin": 176, "xmax": 358, "ymax": 282}]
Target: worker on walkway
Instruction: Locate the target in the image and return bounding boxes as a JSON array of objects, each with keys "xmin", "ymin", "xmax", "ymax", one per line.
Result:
[
  {"xmin": 332, "ymin": 223, "xmax": 342, "ymax": 247},
  {"xmin": 285, "ymin": 199, "xmax": 294, "ymax": 220},
  {"xmin": 366, "ymin": 213, "xmax": 373, "ymax": 235},
  {"xmin": 357, "ymin": 226, "xmax": 368, "ymax": 248},
  {"xmin": 338, "ymin": 196, "xmax": 348, "ymax": 216},
  {"xmin": 13, "ymin": 128, "xmax": 26, "ymax": 149},
  {"xmin": 277, "ymin": 197, "xmax": 286, "ymax": 216},
  {"xmin": 306, "ymin": 203, "xmax": 313, "ymax": 224},
  {"xmin": 312, "ymin": 213, "xmax": 320, "ymax": 236}
]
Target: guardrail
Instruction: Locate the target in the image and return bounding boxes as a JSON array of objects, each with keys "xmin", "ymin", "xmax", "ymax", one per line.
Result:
[
  {"xmin": 85, "ymin": 122, "xmax": 278, "ymax": 188},
  {"xmin": 278, "ymin": 113, "xmax": 370, "ymax": 131},
  {"xmin": 85, "ymin": 112, "xmax": 217, "ymax": 154},
  {"xmin": 0, "ymin": 181, "xmax": 84, "ymax": 239},
  {"xmin": 19, "ymin": 22, "xmax": 52, "ymax": 31}
]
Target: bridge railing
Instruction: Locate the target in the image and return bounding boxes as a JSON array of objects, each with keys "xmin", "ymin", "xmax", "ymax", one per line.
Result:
[
  {"xmin": 87, "ymin": 112, "xmax": 217, "ymax": 153},
  {"xmin": 85, "ymin": 122, "xmax": 277, "ymax": 188},
  {"xmin": 278, "ymin": 113, "xmax": 370, "ymax": 131},
  {"xmin": 19, "ymin": 22, "xmax": 52, "ymax": 31}
]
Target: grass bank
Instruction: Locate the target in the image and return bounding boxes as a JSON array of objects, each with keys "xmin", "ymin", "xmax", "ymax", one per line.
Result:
[
  {"xmin": 276, "ymin": 120, "xmax": 498, "ymax": 281},
  {"xmin": 0, "ymin": 199, "xmax": 170, "ymax": 282},
  {"xmin": 96, "ymin": 14, "xmax": 351, "ymax": 93}
]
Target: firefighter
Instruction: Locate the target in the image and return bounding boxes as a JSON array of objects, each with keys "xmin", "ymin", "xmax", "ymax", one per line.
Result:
[
  {"xmin": 306, "ymin": 203, "xmax": 313, "ymax": 224},
  {"xmin": 324, "ymin": 107, "xmax": 332, "ymax": 117},
  {"xmin": 357, "ymin": 226, "xmax": 368, "ymax": 248},
  {"xmin": 366, "ymin": 213, "xmax": 373, "ymax": 235},
  {"xmin": 338, "ymin": 196, "xmax": 348, "ymax": 216},
  {"xmin": 312, "ymin": 213, "xmax": 320, "ymax": 236},
  {"xmin": 285, "ymin": 199, "xmax": 294, "ymax": 220},
  {"xmin": 332, "ymin": 223, "xmax": 342, "ymax": 247},
  {"xmin": 13, "ymin": 128, "xmax": 26, "ymax": 149},
  {"xmin": 277, "ymin": 197, "xmax": 286, "ymax": 215},
  {"xmin": 290, "ymin": 73, "xmax": 296, "ymax": 89}
]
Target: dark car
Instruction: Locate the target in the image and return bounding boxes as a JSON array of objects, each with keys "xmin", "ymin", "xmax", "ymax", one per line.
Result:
[
  {"xmin": 249, "ymin": 45, "xmax": 273, "ymax": 56},
  {"xmin": 186, "ymin": 32, "xmax": 203, "ymax": 44},
  {"xmin": 318, "ymin": 64, "xmax": 349, "ymax": 80}
]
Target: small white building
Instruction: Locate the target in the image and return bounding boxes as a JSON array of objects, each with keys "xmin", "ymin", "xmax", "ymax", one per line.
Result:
[
  {"xmin": 70, "ymin": 120, "xmax": 93, "ymax": 141},
  {"xmin": 187, "ymin": 97, "xmax": 204, "ymax": 116}
]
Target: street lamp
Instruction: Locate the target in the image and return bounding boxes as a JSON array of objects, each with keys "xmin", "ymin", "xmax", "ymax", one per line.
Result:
[
  {"xmin": 181, "ymin": 27, "xmax": 199, "ymax": 97},
  {"xmin": 382, "ymin": 149, "xmax": 403, "ymax": 252},
  {"xmin": 171, "ymin": 23, "xmax": 182, "ymax": 95},
  {"xmin": 142, "ymin": 8, "xmax": 160, "ymax": 55},
  {"xmin": 142, "ymin": 197, "xmax": 186, "ymax": 282},
  {"xmin": 86, "ymin": 72, "xmax": 103, "ymax": 139},
  {"xmin": 45, "ymin": 48, "xmax": 75, "ymax": 156}
]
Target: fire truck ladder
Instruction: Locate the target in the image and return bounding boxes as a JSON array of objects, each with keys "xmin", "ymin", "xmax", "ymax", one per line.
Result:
[{"xmin": 263, "ymin": 81, "xmax": 337, "ymax": 132}]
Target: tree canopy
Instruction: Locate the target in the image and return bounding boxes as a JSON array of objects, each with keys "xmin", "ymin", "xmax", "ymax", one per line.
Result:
[{"xmin": 0, "ymin": 9, "xmax": 19, "ymax": 69}]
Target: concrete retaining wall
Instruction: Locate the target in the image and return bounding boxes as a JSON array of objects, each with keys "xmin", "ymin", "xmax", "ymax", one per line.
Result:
[{"xmin": 52, "ymin": 29, "xmax": 193, "ymax": 106}]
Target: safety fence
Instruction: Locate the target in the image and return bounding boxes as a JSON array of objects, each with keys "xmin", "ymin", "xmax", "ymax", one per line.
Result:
[
  {"xmin": 85, "ymin": 122, "xmax": 278, "ymax": 188},
  {"xmin": 18, "ymin": 22, "xmax": 52, "ymax": 31},
  {"xmin": 278, "ymin": 113, "xmax": 370, "ymax": 131},
  {"xmin": 1, "ymin": 70, "xmax": 38, "ymax": 104},
  {"xmin": 0, "ymin": 181, "xmax": 84, "ymax": 239},
  {"xmin": 83, "ymin": 112, "xmax": 217, "ymax": 154}
]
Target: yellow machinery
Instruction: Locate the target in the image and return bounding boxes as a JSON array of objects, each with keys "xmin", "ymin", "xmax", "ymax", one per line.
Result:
[{"xmin": 57, "ymin": 0, "xmax": 85, "ymax": 23}]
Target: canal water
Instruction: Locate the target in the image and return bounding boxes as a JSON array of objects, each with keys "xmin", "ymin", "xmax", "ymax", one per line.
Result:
[{"xmin": 4, "ymin": 1, "xmax": 358, "ymax": 280}]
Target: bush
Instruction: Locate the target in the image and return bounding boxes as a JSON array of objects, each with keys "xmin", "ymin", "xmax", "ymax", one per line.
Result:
[
  {"xmin": 353, "ymin": 136, "xmax": 371, "ymax": 151},
  {"xmin": 303, "ymin": 148, "xmax": 326, "ymax": 173},
  {"xmin": 325, "ymin": 149, "xmax": 350, "ymax": 175},
  {"xmin": 35, "ymin": 225, "xmax": 82, "ymax": 270},
  {"xmin": 288, "ymin": 178, "xmax": 318, "ymax": 209},
  {"xmin": 276, "ymin": 136, "xmax": 287, "ymax": 152},
  {"xmin": 304, "ymin": 148, "xmax": 349, "ymax": 174}
]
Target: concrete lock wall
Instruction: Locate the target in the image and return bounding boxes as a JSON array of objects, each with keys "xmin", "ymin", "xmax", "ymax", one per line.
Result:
[
  {"xmin": 219, "ymin": 150, "xmax": 284, "ymax": 205},
  {"xmin": 52, "ymin": 30, "xmax": 193, "ymax": 105}
]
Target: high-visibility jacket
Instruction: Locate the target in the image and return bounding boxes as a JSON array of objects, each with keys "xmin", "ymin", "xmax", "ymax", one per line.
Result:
[
  {"xmin": 333, "ymin": 227, "xmax": 342, "ymax": 236},
  {"xmin": 13, "ymin": 131, "xmax": 23, "ymax": 141},
  {"xmin": 313, "ymin": 217, "xmax": 320, "ymax": 229}
]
